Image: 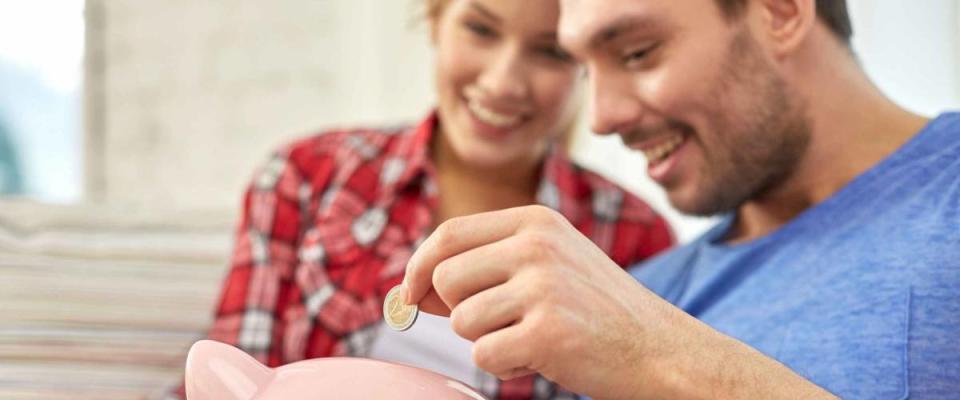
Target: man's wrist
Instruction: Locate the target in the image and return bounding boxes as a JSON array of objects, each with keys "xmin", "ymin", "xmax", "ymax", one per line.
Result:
[{"xmin": 623, "ymin": 307, "xmax": 837, "ymax": 400}]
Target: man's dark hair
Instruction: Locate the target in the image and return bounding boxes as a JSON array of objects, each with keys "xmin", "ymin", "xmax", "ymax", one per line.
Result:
[{"xmin": 715, "ymin": 0, "xmax": 853, "ymax": 45}]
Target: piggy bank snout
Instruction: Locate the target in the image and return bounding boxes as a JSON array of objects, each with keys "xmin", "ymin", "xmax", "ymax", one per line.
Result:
[{"xmin": 185, "ymin": 340, "xmax": 272, "ymax": 400}]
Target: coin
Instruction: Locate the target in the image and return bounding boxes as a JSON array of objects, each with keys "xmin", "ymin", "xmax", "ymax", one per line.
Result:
[{"xmin": 383, "ymin": 285, "xmax": 418, "ymax": 331}]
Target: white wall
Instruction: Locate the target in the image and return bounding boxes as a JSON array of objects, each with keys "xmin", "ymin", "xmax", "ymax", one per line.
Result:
[
  {"xmin": 85, "ymin": 0, "xmax": 434, "ymax": 211},
  {"xmin": 848, "ymin": 0, "xmax": 960, "ymax": 115}
]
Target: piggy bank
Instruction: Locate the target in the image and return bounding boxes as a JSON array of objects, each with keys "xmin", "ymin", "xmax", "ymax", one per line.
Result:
[{"xmin": 185, "ymin": 340, "xmax": 488, "ymax": 399}]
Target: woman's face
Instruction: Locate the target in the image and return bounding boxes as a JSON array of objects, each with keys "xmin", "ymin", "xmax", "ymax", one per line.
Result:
[{"xmin": 432, "ymin": 0, "xmax": 582, "ymax": 169}]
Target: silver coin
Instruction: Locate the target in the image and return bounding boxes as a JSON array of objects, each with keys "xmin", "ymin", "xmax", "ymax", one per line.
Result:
[{"xmin": 383, "ymin": 285, "xmax": 418, "ymax": 331}]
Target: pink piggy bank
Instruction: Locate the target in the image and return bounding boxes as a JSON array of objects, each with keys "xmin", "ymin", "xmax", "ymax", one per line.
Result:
[{"xmin": 185, "ymin": 340, "xmax": 488, "ymax": 399}]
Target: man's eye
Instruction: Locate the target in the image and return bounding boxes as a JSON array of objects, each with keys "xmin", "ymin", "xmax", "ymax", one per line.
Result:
[{"xmin": 621, "ymin": 44, "xmax": 659, "ymax": 67}]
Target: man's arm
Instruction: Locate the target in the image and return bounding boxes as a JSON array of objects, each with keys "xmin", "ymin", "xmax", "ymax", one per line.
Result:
[{"xmin": 403, "ymin": 205, "xmax": 837, "ymax": 400}]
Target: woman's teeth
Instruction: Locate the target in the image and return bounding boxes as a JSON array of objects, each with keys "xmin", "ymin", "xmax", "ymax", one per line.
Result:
[
  {"xmin": 643, "ymin": 135, "xmax": 685, "ymax": 164},
  {"xmin": 468, "ymin": 101, "xmax": 522, "ymax": 128}
]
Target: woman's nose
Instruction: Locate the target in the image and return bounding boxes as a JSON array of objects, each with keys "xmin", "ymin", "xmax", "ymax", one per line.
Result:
[{"xmin": 476, "ymin": 47, "xmax": 530, "ymax": 101}]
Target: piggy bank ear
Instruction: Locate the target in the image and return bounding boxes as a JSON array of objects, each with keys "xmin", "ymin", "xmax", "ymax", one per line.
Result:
[{"xmin": 185, "ymin": 340, "xmax": 273, "ymax": 400}]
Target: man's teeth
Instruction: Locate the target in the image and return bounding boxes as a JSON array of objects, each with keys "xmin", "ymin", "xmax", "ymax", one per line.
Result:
[
  {"xmin": 643, "ymin": 135, "xmax": 685, "ymax": 163},
  {"xmin": 469, "ymin": 102, "xmax": 521, "ymax": 128}
]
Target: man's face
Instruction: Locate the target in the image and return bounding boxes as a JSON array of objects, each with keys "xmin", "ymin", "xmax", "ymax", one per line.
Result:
[{"xmin": 559, "ymin": 0, "xmax": 811, "ymax": 216}]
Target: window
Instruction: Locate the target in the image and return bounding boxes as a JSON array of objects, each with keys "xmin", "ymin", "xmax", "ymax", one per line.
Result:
[{"xmin": 0, "ymin": 0, "xmax": 85, "ymax": 203}]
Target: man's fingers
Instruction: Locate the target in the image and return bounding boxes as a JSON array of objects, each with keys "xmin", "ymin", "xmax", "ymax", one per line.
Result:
[
  {"xmin": 450, "ymin": 280, "xmax": 525, "ymax": 341},
  {"xmin": 499, "ymin": 368, "xmax": 537, "ymax": 381},
  {"xmin": 432, "ymin": 237, "xmax": 516, "ymax": 310},
  {"xmin": 416, "ymin": 288, "xmax": 451, "ymax": 317},
  {"xmin": 472, "ymin": 322, "xmax": 537, "ymax": 380},
  {"xmin": 406, "ymin": 206, "xmax": 557, "ymax": 305}
]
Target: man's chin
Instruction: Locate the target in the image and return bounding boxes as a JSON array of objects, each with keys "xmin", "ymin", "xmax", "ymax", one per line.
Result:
[
  {"xmin": 666, "ymin": 192, "xmax": 699, "ymax": 216},
  {"xmin": 666, "ymin": 190, "xmax": 730, "ymax": 217}
]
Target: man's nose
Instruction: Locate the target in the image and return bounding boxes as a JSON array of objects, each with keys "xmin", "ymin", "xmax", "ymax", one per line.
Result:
[{"xmin": 588, "ymin": 68, "xmax": 644, "ymax": 136}]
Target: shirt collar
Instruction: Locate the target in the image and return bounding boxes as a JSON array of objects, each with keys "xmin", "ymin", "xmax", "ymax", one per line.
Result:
[
  {"xmin": 391, "ymin": 110, "xmax": 588, "ymax": 223},
  {"xmin": 391, "ymin": 112, "xmax": 439, "ymax": 191}
]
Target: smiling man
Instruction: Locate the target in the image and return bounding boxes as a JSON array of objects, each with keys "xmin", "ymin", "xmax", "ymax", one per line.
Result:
[{"xmin": 404, "ymin": 0, "xmax": 960, "ymax": 398}]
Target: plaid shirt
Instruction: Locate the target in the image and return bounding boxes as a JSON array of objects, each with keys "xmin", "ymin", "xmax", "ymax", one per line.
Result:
[{"xmin": 198, "ymin": 113, "xmax": 673, "ymax": 399}]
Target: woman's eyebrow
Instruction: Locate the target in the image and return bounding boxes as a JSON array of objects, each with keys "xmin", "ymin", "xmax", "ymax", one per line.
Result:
[{"xmin": 467, "ymin": 1, "xmax": 501, "ymax": 23}]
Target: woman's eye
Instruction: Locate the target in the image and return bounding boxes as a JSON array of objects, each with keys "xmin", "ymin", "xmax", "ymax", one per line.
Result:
[{"xmin": 465, "ymin": 21, "xmax": 496, "ymax": 38}]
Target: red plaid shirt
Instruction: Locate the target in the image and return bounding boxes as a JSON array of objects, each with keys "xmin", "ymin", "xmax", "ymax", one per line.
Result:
[{"xmin": 201, "ymin": 113, "xmax": 673, "ymax": 399}]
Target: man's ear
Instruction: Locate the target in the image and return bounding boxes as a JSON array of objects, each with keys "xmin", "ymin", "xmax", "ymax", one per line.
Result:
[
  {"xmin": 755, "ymin": 0, "xmax": 816, "ymax": 57},
  {"xmin": 185, "ymin": 340, "xmax": 273, "ymax": 400}
]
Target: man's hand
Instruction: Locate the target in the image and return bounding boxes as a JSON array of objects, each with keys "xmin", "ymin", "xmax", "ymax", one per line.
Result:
[
  {"xmin": 403, "ymin": 205, "xmax": 836, "ymax": 400},
  {"xmin": 403, "ymin": 205, "xmax": 663, "ymax": 397}
]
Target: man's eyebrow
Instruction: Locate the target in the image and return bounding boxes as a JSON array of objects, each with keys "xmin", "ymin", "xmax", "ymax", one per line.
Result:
[{"xmin": 588, "ymin": 16, "xmax": 662, "ymax": 48}]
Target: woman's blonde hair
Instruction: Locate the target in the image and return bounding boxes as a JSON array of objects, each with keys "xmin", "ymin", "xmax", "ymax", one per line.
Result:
[{"xmin": 425, "ymin": 0, "xmax": 449, "ymax": 21}]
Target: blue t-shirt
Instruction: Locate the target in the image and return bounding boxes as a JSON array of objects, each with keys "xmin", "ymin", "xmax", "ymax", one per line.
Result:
[{"xmin": 630, "ymin": 113, "xmax": 960, "ymax": 399}]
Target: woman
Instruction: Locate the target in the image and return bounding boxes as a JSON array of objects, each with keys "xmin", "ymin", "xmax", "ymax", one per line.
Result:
[{"xmin": 191, "ymin": 0, "xmax": 673, "ymax": 398}]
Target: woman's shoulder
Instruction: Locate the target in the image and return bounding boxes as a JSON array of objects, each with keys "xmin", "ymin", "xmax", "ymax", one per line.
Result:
[
  {"xmin": 281, "ymin": 125, "xmax": 413, "ymax": 168},
  {"xmin": 267, "ymin": 124, "xmax": 412, "ymax": 176},
  {"xmin": 245, "ymin": 124, "xmax": 419, "ymax": 204}
]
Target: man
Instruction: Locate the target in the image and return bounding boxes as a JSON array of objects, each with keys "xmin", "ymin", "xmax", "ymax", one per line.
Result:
[{"xmin": 403, "ymin": 0, "xmax": 959, "ymax": 398}]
